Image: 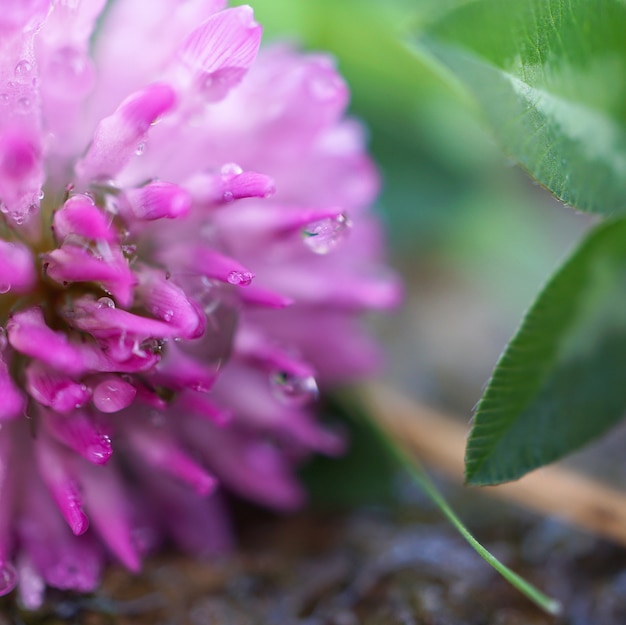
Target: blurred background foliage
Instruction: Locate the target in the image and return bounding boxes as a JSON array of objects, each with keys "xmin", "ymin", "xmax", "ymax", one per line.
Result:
[{"xmin": 240, "ymin": 0, "xmax": 589, "ymax": 412}]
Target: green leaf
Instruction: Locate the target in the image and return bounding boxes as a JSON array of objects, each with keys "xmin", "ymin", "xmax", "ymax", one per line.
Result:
[
  {"xmin": 300, "ymin": 399, "xmax": 397, "ymax": 507},
  {"xmin": 467, "ymin": 217, "xmax": 626, "ymax": 485},
  {"xmin": 415, "ymin": 0, "xmax": 626, "ymax": 215}
]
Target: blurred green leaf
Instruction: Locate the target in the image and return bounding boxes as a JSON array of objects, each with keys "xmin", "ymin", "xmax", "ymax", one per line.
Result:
[
  {"xmin": 467, "ymin": 217, "xmax": 626, "ymax": 485},
  {"xmin": 300, "ymin": 398, "xmax": 397, "ymax": 507},
  {"xmin": 416, "ymin": 0, "xmax": 626, "ymax": 215}
]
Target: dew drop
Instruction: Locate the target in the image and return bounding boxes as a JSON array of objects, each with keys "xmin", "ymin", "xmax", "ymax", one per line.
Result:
[
  {"xmin": 38, "ymin": 190, "xmax": 44, "ymax": 200},
  {"xmin": 0, "ymin": 284, "xmax": 11, "ymax": 294},
  {"xmin": 141, "ymin": 337, "xmax": 166, "ymax": 354},
  {"xmin": 195, "ymin": 277, "xmax": 221, "ymax": 315},
  {"xmin": 270, "ymin": 371, "xmax": 319, "ymax": 407},
  {"xmin": 48, "ymin": 47, "xmax": 90, "ymax": 93},
  {"xmin": 302, "ymin": 212, "xmax": 352, "ymax": 254},
  {"xmin": 14, "ymin": 60, "xmax": 32, "ymax": 82},
  {"xmin": 135, "ymin": 142, "xmax": 145, "ymax": 156},
  {"xmin": 222, "ymin": 190, "xmax": 234, "ymax": 202},
  {"xmin": 96, "ymin": 297, "xmax": 115, "ymax": 309},
  {"xmin": 86, "ymin": 435, "xmax": 112, "ymax": 464},
  {"xmin": 131, "ymin": 526, "xmax": 159, "ymax": 555},
  {"xmin": 0, "ymin": 562, "xmax": 18, "ymax": 596},
  {"xmin": 121, "ymin": 244, "xmax": 137, "ymax": 257},
  {"xmin": 227, "ymin": 270, "xmax": 254, "ymax": 287},
  {"xmin": 220, "ymin": 163, "xmax": 243, "ymax": 176},
  {"xmin": 16, "ymin": 97, "xmax": 32, "ymax": 114},
  {"xmin": 191, "ymin": 382, "xmax": 211, "ymax": 393}
]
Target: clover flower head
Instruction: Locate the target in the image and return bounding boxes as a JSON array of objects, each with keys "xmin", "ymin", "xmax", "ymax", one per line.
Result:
[{"xmin": 0, "ymin": 0, "xmax": 401, "ymax": 607}]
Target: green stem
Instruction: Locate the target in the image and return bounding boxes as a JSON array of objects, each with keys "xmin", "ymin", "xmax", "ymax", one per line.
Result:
[{"xmin": 344, "ymin": 393, "xmax": 562, "ymax": 616}]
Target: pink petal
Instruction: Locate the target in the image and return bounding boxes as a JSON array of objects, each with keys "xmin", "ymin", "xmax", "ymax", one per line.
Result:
[
  {"xmin": 136, "ymin": 476, "xmax": 233, "ymax": 558},
  {"xmin": 18, "ymin": 471, "xmax": 102, "ymax": 592},
  {"xmin": 53, "ymin": 194, "xmax": 117, "ymax": 242},
  {"xmin": 175, "ymin": 391, "xmax": 233, "ymax": 427},
  {"xmin": 42, "ymin": 407, "xmax": 113, "ymax": 465},
  {"xmin": 25, "ymin": 362, "xmax": 91, "ymax": 413},
  {"xmin": 0, "ymin": 128, "xmax": 44, "ymax": 224},
  {"xmin": 0, "ymin": 429, "xmax": 17, "ymax": 577},
  {"xmin": 79, "ymin": 460, "xmax": 142, "ymax": 572},
  {"xmin": 218, "ymin": 204, "xmax": 346, "ymax": 241},
  {"xmin": 183, "ymin": 419, "xmax": 304, "ymax": 510},
  {"xmin": 44, "ymin": 243, "xmax": 136, "ymax": 307},
  {"xmin": 7, "ymin": 307, "xmax": 86, "ymax": 376},
  {"xmin": 35, "ymin": 435, "xmax": 90, "ymax": 536},
  {"xmin": 75, "ymin": 83, "xmax": 177, "ymax": 183},
  {"xmin": 90, "ymin": 0, "xmax": 226, "ymax": 125},
  {"xmin": 69, "ymin": 295, "xmax": 188, "ymax": 340},
  {"xmin": 234, "ymin": 327, "xmax": 315, "ymax": 378},
  {"xmin": 0, "ymin": 240, "xmax": 37, "ymax": 293},
  {"xmin": 185, "ymin": 166, "xmax": 274, "ymax": 205},
  {"xmin": 125, "ymin": 181, "xmax": 191, "ymax": 220},
  {"xmin": 177, "ymin": 6, "xmax": 262, "ymax": 99},
  {"xmin": 0, "ymin": 358, "xmax": 26, "ymax": 421},
  {"xmin": 151, "ymin": 342, "xmax": 218, "ymax": 393},
  {"xmin": 0, "ymin": 0, "xmax": 50, "ymax": 34},
  {"xmin": 135, "ymin": 268, "xmax": 205, "ymax": 338},
  {"xmin": 124, "ymin": 422, "xmax": 217, "ymax": 496},
  {"xmin": 16, "ymin": 555, "xmax": 45, "ymax": 610},
  {"xmin": 238, "ymin": 285, "xmax": 293, "ymax": 309},
  {"xmin": 181, "ymin": 247, "xmax": 255, "ymax": 286}
]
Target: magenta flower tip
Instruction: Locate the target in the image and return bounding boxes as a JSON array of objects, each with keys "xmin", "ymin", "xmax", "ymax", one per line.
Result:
[{"xmin": 0, "ymin": 0, "xmax": 401, "ymax": 606}]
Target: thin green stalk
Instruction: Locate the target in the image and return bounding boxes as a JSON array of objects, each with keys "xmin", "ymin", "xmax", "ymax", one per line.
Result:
[{"xmin": 341, "ymin": 392, "xmax": 562, "ymax": 616}]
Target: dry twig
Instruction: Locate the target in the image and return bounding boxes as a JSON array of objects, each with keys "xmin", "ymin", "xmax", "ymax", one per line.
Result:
[{"xmin": 363, "ymin": 382, "xmax": 626, "ymax": 547}]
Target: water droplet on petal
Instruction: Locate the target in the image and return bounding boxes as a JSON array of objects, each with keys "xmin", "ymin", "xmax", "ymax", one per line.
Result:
[
  {"xmin": 14, "ymin": 60, "xmax": 32, "ymax": 82},
  {"xmin": 131, "ymin": 526, "xmax": 158, "ymax": 555},
  {"xmin": 121, "ymin": 244, "xmax": 137, "ymax": 257},
  {"xmin": 191, "ymin": 382, "xmax": 211, "ymax": 393},
  {"xmin": 220, "ymin": 163, "xmax": 243, "ymax": 176},
  {"xmin": 270, "ymin": 371, "xmax": 319, "ymax": 407},
  {"xmin": 48, "ymin": 47, "xmax": 90, "ymax": 94},
  {"xmin": 141, "ymin": 337, "xmax": 166, "ymax": 354},
  {"xmin": 97, "ymin": 297, "xmax": 115, "ymax": 309},
  {"xmin": 0, "ymin": 561, "xmax": 18, "ymax": 596},
  {"xmin": 227, "ymin": 270, "xmax": 254, "ymax": 287},
  {"xmin": 222, "ymin": 190, "xmax": 234, "ymax": 202},
  {"xmin": 302, "ymin": 212, "xmax": 352, "ymax": 254},
  {"xmin": 135, "ymin": 142, "xmax": 145, "ymax": 156},
  {"xmin": 0, "ymin": 284, "xmax": 11, "ymax": 294},
  {"xmin": 16, "ymin": 97, "xmax": 32, "ymax": 114},
  {"xmin": 86, "ymin": 435, "xmax": 112, "ymax": 464}
]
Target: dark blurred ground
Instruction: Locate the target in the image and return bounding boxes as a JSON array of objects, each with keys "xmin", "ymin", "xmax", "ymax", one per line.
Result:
[{"xmin": 4, "ymin": 495, "xmax": 626, "ymax": 625}]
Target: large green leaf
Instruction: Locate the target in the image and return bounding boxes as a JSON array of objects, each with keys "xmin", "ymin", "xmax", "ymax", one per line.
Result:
[
  {"xmin": 466, "ymin": 217, "xmax": 626, "ymax": 484},
  {"xmin": 416, "ymin": 0, "xmax": 626, "ymax": 215}
]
